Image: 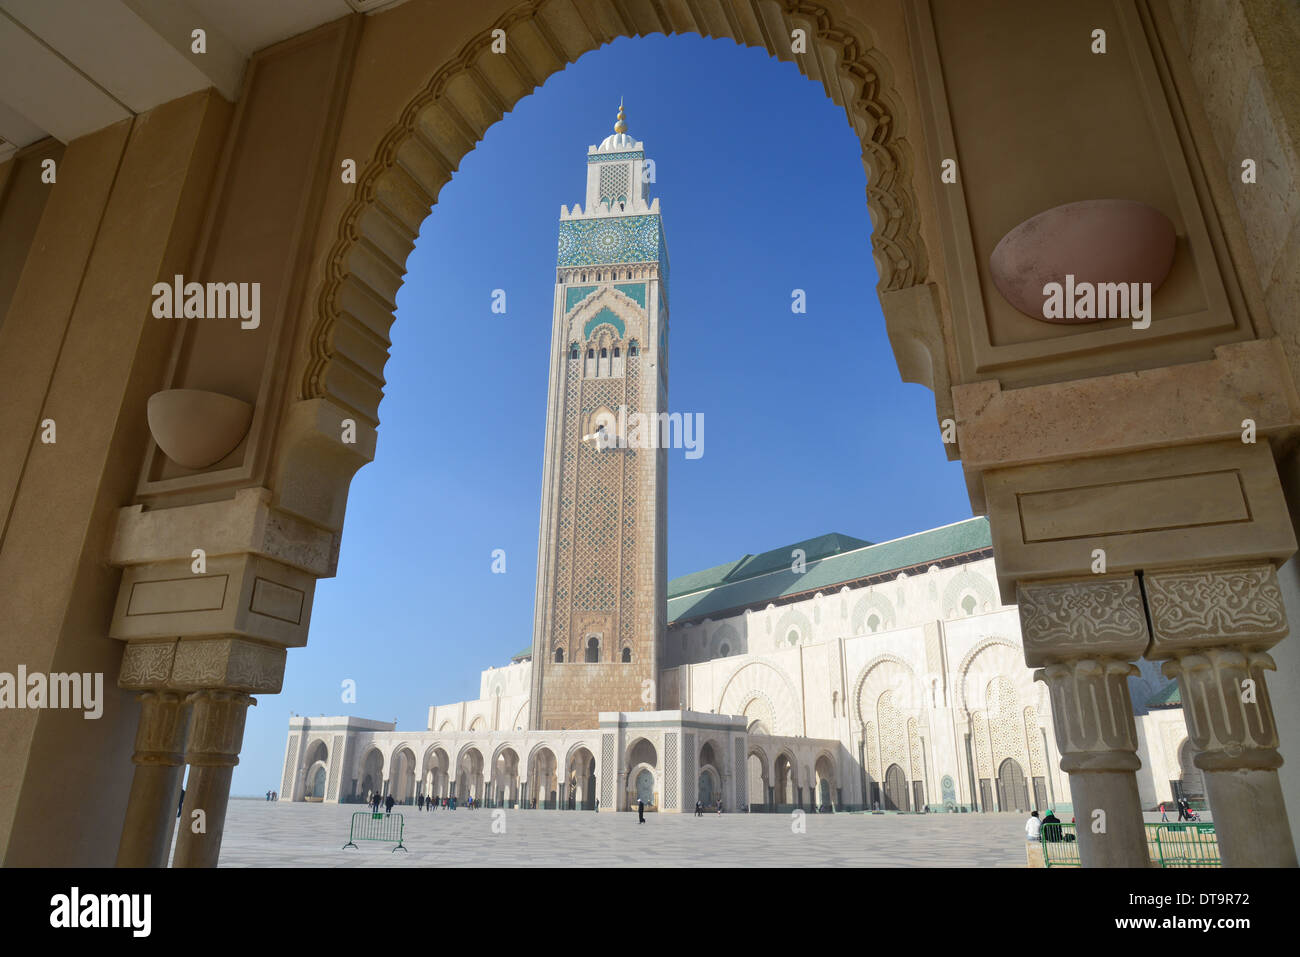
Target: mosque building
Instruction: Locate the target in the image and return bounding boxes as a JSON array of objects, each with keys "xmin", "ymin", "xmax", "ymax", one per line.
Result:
[{"xmin": 282, "ymin": 105, "xmax": 1192, "ymax": 815}]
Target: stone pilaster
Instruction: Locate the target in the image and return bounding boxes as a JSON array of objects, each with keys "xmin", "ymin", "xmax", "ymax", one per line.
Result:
[
  {"xmin": 1145, "ymin": 563, "xmax": 1297, "ymax": 866},
  {"xmin": 172, "ymin": 690, "xmax": 255, "ymax": 868},
  {"xmin": 1019, "ymin": 574, "xmax": 1151, "ymax": 867},
  {"xmin": 116, "ymin": 692, "xmax": 191, "ymax": 867}
]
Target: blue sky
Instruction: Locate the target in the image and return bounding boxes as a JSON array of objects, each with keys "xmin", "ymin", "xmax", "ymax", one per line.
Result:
[{"xmin": 232, "ymin": 34, "xmax": 971, "ymax": 796}]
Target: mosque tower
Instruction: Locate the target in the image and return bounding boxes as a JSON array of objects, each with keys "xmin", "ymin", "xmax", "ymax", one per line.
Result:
[{"xmin": 528, "ymin": 101, "xmax": 670, "ymax": 730}]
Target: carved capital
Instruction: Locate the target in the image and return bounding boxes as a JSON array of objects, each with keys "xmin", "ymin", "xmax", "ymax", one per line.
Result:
[
  {"xmin": 172, "ymin": 637, "xmax": 286, "ymax": 693},
  {"xmin": 1017, "ymin": 575, "xmax": 1150, "ymax": 667},
  {"xmin": 1034, "ymin": 657, "xmax": 1141, "ymax": 771},
  {"xmin": 1145, "ymin": 564, "xmax": 1288, "ymax": 656},
  {"xmin": 1162, "ymin": 649, "xmax": 1281, "ymax": 771},
  {"xmin": 184, "ymin": 690, "xmax": 255, "ymax": 767},
  {"xmin": 119, "ymin": 641, "xmax": 177, "ymax": 690},
  {"xmin": 131, "ymin": 691, "xmax": 191, "ymax": 766}
]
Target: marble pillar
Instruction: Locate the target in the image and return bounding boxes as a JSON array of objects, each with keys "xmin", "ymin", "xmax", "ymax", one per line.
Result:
[
  {"xmin": 172, "ymin": 690, "xmax": 255, "ymax": 868},
  {"xmin": 1145, "ymin": 563, "xmax": 1297, "ymax": 867},
  {"xmin": 116, "ymin": 691, "xmax": 191, "ymax": 867},
  {"xmin": 1018, "ymin": 574, "xmax": 1152, "ymax": 867}
]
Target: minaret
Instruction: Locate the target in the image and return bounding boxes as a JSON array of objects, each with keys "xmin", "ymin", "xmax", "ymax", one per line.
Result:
[{"xmin": 528, "ymin": 101, "xmax": 670, "ymax": 730}]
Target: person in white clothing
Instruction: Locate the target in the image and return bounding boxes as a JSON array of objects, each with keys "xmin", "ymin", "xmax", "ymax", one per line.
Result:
[{"xmin": 1025, "ymin": 811, "xmax": 1041, "ymax": 842}]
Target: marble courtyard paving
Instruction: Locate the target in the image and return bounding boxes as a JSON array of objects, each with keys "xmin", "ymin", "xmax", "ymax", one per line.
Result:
[{"xmin": 216, "ymin": 799, "xmax": 1026, "ymax": 867}]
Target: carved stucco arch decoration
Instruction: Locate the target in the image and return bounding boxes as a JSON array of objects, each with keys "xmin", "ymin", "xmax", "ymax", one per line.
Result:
[
  {"xmin": 566, "ymin": 285, "xmax": 646, "ymax": 334},
  {"xmin": 956, "ymin": 637, "xmax": 1043, "ymax": 716},
  {"xmin": 852, "ymin": 653, "xmax": 919, "ymax": 725},
  {"xmin": 851, "ymin": 590, "xmax": 897, "ymax": 634},
  {"xmin": 773, "ymin": 607, "xmax": 814, "ymax": 648},
  {"xmin": 302, "ymin": 737, "xmax": 330, "ymax": 766},
  {"xmin": 300, "ymin": 0, "xmax": 929, "ymax": 426},
  {"xmin": 736, "ymin": 689, "xmax": 777, "ymax": 733},
  {"xmin": 718, "ymin": 660, "xmax": 802, "ymax": 736},
  {"xmin": 511, "ymin": 699, "xmax": 529, "ymax": 731}
]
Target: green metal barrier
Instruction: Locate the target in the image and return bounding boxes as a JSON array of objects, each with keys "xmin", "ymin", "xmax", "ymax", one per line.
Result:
[
  {"xmin": 1039, "ymin": 822, "xmax": 1219, "ymax": 868},
  {"xmin": 1149, "ymin": 822, "xmax": 1219, "ymax": 868},
  {"xmin": 343, "ymin": 811, "xmax": 407, "ymax": 852}
]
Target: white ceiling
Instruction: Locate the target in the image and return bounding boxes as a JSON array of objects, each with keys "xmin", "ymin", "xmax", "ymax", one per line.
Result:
[{"xmin": 0, "ymin": 0, "xmax": 409, "ymax": 161}]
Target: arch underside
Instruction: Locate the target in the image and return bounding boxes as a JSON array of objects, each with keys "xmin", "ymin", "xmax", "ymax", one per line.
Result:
[{"xmin": 301, "ymin": 0, "xmax": 929, "ymax": 429}]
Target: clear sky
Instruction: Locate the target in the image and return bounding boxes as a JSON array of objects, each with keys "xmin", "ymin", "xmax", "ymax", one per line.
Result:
[{"xmin": 232, "ymin": 34, "xmax": 972, "ymax": 796}]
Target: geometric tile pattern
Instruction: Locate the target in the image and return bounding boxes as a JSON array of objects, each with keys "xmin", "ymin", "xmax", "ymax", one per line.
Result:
[{"xmin": 557, "ymin": 214, "xmax": 662, "ymax": 268}]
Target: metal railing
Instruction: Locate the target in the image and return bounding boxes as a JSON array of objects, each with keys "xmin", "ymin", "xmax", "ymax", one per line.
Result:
[
  {"xmin": 342, "ymin": 811, "xmax": 407, "ymax": 852},
  {"xmin": 1039, "ymin": 822, "xmax": 1219, "ymax": 868}
]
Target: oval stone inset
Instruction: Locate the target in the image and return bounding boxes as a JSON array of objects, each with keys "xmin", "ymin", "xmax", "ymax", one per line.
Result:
[{"xmin": 990, "ymin": 199, "xmax": 1176, "ymax": 323}]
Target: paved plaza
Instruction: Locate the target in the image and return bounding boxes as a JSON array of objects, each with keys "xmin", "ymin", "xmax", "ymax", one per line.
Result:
[{"xmin": 215, "ymin": 799, "xmax": 1030, "ymax": 867}]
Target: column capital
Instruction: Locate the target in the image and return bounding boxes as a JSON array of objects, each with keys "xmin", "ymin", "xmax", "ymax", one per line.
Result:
[
  {"xmin": 1034, "ymin": 657, "xmax": 1141, "ymax": 771},
  {"xmin": 1017, "ymin": 574, "xmax": 1150, "ymax": 667},
  {"xmin": 119, "ymin": 637, "xmax": 286, "ymax": 694},
  {"xmin": 184, "ymin": 689, "xmax": 256, "ymax": 767},
  {"xmin": 130, "ymin": 691, "xmax": 191, "ymax": 766},
  {"xmin": 1162, "ymin": 648, "xmax": 1280, "ymax": 771},
  {"xmin": 1145, "ymin": 563, "xmax": 1287, "ymax": 657}
]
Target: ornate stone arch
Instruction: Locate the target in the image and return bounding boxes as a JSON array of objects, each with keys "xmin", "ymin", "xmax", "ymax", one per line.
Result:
[
  {"xmin": 717, "ymin": 661, "xmax": 802, "ymax": 735},
  {"xmin": 941, "ymin": 566, "xmax": 996, "ymax": 618},
  {"xmin": 956, "ymin": 637, "xmax": 1038, "ymax": 715},
  {"xmin": 298, "ymin": 0, "xmax": 932, "ymax": 442},
  {"xmin": 773, "ymin": 607, "xmax": 814, "ymax": 648},
  {"xmin": 851, "ymin": 590, "xmax": 897, "ymax": 634},
  {"xmin": 511, "ymin": 699, "xmax": 529, "ymax": 731},
  {"xmin": 852, "ymin": 653, "xmax": 920, "ymax": 724}
]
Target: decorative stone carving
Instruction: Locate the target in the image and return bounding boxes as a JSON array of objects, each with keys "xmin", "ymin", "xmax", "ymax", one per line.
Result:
[
  {"xmin": 183, "ymin": 690, "xmax": 255, "ymax": 768},
  {"xmin": 1034, "ymin": 658, "xmax": 1141, "ymax": 772},
  {"xmin": 1145, "ymin": 564, "xmax": 1288, "ymax": 654},
  {"xmin": 119, "ymin": 641, "xmax": 176, "ymax": 689},
  {"xmin": 171, "ymin": 637, "xmax": 286, "ymax": 693},
  {"xmin": 1162, "ymin": 649, "xmax": 1280, "ymax": 772},
  {"xmin": 131, "ymin": 691, "xmax": 190, "ymax": 766},
  {"xmin": 1016, "ymin": 576, "xmax": 1149, "ymax": 667}
]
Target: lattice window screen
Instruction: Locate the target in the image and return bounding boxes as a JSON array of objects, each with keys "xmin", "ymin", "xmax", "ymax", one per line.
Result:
[
  {"xmin": 599, "ymin": 163, "xmax": 630, "ymax": 206},
  {"xmin": 326, "ymin": 734, "xmax": 344, "ymax": 800},
  {"xmin": 734, "ymin": 739, "xmax": 746, "ymax": 808},
  {"xmin": 600, "ymin": 734, "xmax": 615, "ymax": 807},
  {"xmin": 664, "ymin": 732, "xmax": 679, "ymax": 809}
]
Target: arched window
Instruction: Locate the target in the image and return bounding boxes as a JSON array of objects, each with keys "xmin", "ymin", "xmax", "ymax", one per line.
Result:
[
  {"xmin": 585, "ymin": 636, "xmax": 599, "ymax": 663},
  {"xmin": 719, "ymin": 643, "xmax": 729, "ymax": 657},
  {"xmin": 554, "ymin": 648, "xmax": 564, "ymax": 663},
  {"xmin": 599, "ymin": 348, "xmax": 607, "ymax": 359},
  {"xmin": 587, "ymin": 348, "xmax": 594, "ymax": 359},
  {"xmin": 613, "ymin": 346, "xmax": 620, "ymax": 358},
  {"xmin": 628, "ymin": 341, "xmax": 639, "ymax": 356},
  {"xmin": 961, "ymin": 594, "xmax": 977, "ymax": 616},
  {"xmin": 569, "ymin": 344, "xmax": 579, "ymax": 359},
  {"xmin": 621, "ymin": 647, "xmax": 631, "ymax": 663}
]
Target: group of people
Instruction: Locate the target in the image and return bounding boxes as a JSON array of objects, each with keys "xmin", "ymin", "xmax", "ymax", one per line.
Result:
[
  {"xmin": 416, "ymin": 794, "xmax": 466, "ymax": 811},
  {"xmin": 1159, "ymin": 797, "xmax": 1200, "ymax": 822},
  {"xmin": 264, "ymin": 790, "xmax": 278, "ymax": 801},
  {"xmin": 693, "ymin": 800, "xmax": 724, "ymax": 817},
  {"xmin": 1025, "ymin": 809, "xmax": 1074, "ymax": 843}
]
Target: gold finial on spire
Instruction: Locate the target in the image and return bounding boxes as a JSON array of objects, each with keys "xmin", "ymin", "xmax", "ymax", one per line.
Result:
[{"xmin": 614, "ymin": 97, "xmax": 627, "ymax": 134}]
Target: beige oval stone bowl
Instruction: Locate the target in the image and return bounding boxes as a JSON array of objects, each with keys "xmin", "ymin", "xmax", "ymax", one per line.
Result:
[
  {"xmin": 147, "ymin": 389, "xmax": 253, "ymax": 470},
  {"xmin": 990, "ymin": 199, "xmax": 1177, "ymax": 323}
]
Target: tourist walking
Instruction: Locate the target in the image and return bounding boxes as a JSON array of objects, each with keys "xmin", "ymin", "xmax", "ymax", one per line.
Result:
[
  {"xmin": 694, "ymin": 801, "xmax": 702, "ymax": 817},
  {"xmin": 717, "ymin": 800, "xmax": 723, "ymax": 815},
  {"xmin": 637, "ymin": 797, "xmax": 645, "ymax": 823},
  {"xmin": 384, "ymin": 794, "xmax": 395, "ymax": 815},
  {"xmin": 1160, "ymin": 802, "xmax": 1167, "ymax": 822}
]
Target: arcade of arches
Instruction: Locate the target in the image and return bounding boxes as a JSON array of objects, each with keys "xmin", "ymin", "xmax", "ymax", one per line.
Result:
[{"xmin": 1, "ymin": 0, "xmax": 1300, "ymax": 872}]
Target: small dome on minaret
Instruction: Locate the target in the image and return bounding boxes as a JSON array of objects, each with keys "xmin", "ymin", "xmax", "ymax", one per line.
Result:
[{"xmin": 598, "ymin": 97, "xmax": 637, "ymax": 150}]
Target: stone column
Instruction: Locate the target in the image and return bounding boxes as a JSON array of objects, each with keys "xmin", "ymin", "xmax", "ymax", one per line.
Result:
[
  {"xmin": 173, "ymin": 690, "xmax": 255, "ymax": 868},
  {"xmin": 1144, "ymin": 563, "xmax": 1297, "ymax": 867},
  {"xmin": 116, "ymin": 691, "xmax": 191, "ymax": 867},
  {"xmin": 1018, "ymin": 575, "xmax": 1152, "ymax": 867}
]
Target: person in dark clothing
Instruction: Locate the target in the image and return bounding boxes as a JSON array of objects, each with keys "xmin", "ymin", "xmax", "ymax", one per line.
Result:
[
  {"xmin": 384, "ymin": 794, "xmax": 395, "ymax": 815},
  {"xmin": 694, "ymin": 801, "xmax": 702, "ymax": 818},
  {"xmin": 1041, "ymin": 809, "xmax": 1063, "ymax": 842},
  {"xmin": 637, "ymin": 798, "xmax": 645, "ymax": 823}
]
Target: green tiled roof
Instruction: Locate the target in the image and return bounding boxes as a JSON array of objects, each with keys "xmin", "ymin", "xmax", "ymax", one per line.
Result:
[
  {"xmin": 511, "ymin": 646, "xmax": 532, "ymax": 662},
  {"xmin": 666, "ymin": 517, "xmax": 991, "ymax": 624},
  {"xmin": 1146, "ymin": 681, "xmax": 1182, "ymax": 708}
]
